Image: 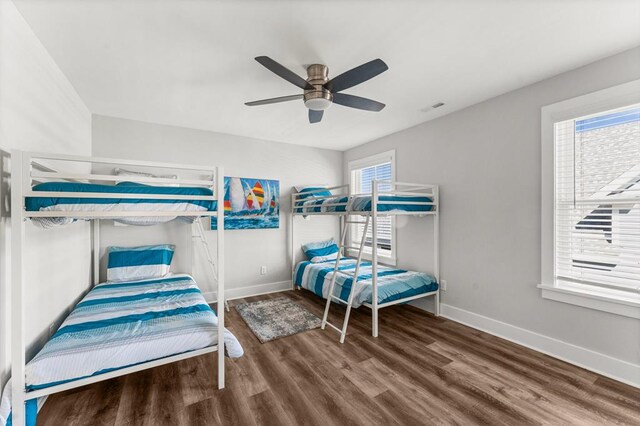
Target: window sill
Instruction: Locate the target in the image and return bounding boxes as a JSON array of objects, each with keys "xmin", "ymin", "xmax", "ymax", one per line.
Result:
[{"xmin": 538, "ymin": 281, "xmax": 640, "ymax": 319}]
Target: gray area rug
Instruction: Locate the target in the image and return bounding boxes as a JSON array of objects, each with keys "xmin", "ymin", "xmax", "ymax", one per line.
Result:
[{"xmin": 235, "ymin": 297, "xmax": 322, "ymax": 343}]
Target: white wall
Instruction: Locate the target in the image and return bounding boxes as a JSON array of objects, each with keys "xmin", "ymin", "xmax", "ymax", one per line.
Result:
[
  {"xmin": 92, "ymin": 115, "xmax": 343, "ymax": 300},
  {"xmin": 345, "ymin": 48, "xmax": 640, "ymax": 379},
  {"xmin": 0, "ymin": 0, "xmax": 92, "ymax": 391}
]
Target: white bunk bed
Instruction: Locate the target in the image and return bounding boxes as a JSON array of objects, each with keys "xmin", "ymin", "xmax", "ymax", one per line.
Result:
[
  {"xmin": 7, "ymin": 150, "xmax": 230, "ymax": 426},
  {"xmin": 290, "ymin": 180, "xmax": 439, "ymax": 343}
]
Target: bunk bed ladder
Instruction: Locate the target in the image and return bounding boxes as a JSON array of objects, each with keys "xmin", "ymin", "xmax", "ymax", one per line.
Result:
[
  {"xmin": 321, "ymin": 215, "xmax": 370, "ymax": 343},
  {"xmin": 194, "ymin": 218, "xmax": 230, "ymax": 312}
]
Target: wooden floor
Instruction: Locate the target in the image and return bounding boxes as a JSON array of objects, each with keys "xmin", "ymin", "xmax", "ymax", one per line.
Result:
[{"xmin": 38, "ymin": 290, "xmax": 640, "ymax": 426}]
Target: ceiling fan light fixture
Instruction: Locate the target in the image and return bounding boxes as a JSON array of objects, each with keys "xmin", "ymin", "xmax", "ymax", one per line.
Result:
[
  {"xmin": 304, "ymin": 97, "xmax": 332, "ymax": 111},
  {"xmin": 304, "ymin": 90, "xmax": 333, "ymax": 111}
]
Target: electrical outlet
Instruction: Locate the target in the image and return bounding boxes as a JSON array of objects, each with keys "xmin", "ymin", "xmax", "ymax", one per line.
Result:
[
  {"xmin": 441, "ymin": 280, "xmax": 447, "ymax": 291},
  {"xmin": 260, "ymin": 266, "xmax": 267, "ymax": 275}
]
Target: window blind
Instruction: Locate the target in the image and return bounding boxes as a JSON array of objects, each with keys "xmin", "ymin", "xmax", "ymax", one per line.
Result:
[
  {"xmin": 353, "ymin": 162, "xmax": 393, "ymax": 255},
  {"xmin": 554, "ymin": 104, "xmax": 640, "ymax": 293}
]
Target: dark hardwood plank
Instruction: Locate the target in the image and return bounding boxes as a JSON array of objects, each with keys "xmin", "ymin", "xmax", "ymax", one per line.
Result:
[
  {"xmin": 246, "ymin": 390, "xmax": 291, "ymax": 426},
  {"xmin": 36, "ymin": 290, "xmax": 640, "ymax": 426}
]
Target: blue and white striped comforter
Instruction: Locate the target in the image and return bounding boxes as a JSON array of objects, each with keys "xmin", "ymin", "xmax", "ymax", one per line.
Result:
[
  {"xmin": 294, "ymin": 258, "xmax": 438, "ymax": 307},
  {"xmin": 26, "ymin": 182, "xmax": 217, "ymax": 228},
  {"xmin": 294, "ymin": 195, "xmax": 433, "ymax": 214},
  {"xmin": 0, "ymin": 274, "xmax": 241, "ymax": 426}
]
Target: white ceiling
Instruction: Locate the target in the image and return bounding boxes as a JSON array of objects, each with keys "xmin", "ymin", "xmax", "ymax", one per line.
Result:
[{"xmin": 14, "ymin": 0, "xmax": 640, "ymax": 151}]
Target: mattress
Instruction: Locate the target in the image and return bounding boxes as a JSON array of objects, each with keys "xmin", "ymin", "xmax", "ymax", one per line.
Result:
[
  {"xmin": 294, "ymin": 195, "xmax": 433, "ymax": 214},
  {"xmin": 294, "ymin": 258, "xmax": 438, "ymax": 307},
  {"xmin": 26, "ymin": 182, "xmax": 217, "ymax": 227},
  {"xmin": 0, "ymin": 274, "xmax": 241, "ymax": 426}
]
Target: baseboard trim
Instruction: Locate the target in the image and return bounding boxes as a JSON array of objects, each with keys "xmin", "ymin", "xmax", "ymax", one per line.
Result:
[
  {"xmin": 202, "ymin": 280, "xmax": 292, "ymax": 304},
  {"xmin": 440, "ymin": 303, "xmax": 639, "ymax": 389}
]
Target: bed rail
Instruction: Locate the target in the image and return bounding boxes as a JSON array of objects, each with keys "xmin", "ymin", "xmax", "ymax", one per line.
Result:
[{"xmin": 20, "ymin": 151, "xmax": 222, "ymax": 218}]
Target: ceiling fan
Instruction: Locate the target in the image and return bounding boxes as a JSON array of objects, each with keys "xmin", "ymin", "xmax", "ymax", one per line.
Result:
[{"xmin": 245, "ymin": 56, "xmax": 388, "ymax": 124}]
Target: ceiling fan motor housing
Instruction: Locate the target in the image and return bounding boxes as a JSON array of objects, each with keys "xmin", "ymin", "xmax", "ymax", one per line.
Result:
[{"xmin": 304, "ymin": 64, "xmax": 332, "ymax": 110}]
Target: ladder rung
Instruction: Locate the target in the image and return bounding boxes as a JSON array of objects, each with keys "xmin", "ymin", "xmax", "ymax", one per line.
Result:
[
  {"xmin": 346, "ymin": 220, "xmax": 368, "ymax": 224},
  {"xmin": 339, "ymin": 271, "xmax": 357, "ymax": 278},
  {"xmin": 342, "ymin": 245, "xmax": 362, "ymax": 251},
  {"xmin": 324, "ymin": 321, "xmax": 342, "ymax": 333},
  {"xmin": 330, "ymin": 294, "xmax": 348, "ymax": 303}
]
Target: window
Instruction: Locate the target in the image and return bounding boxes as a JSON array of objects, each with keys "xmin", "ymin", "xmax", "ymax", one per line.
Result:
[
  {"xmin": 540, "ymin": 80, "xmax": 640, "ymax": 318},
  {"xmin": 555, "ymin": 105, "xmax": 640, "ymax": 291},
  {"xmin": 348, "ymin": 150, "xmax": 396, "ymax": 264}
]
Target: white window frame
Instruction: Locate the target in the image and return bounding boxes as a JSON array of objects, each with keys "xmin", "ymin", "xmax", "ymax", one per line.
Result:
[
  {"xmin": 539, "ymin": 79, "xmax": 640, "ymax": 319},
  {"xmin": 347, "ymin": 149, "xmax": 397, "ymax": 265}
]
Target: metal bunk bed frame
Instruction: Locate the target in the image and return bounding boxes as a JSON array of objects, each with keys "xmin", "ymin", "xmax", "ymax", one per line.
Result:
[
  {"xmin": 10, "ymin": 150, "xmax": 225, "ymax": 426},
  {"xmin": 290, "ymin": 180, "xmax": 440, "ymax": 343}
]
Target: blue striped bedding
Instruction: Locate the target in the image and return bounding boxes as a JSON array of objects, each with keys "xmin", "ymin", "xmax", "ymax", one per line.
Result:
[
  {"xmin": 0, "ymin": 274, "xmax": 242, "ymax": 426},
  {"xmin": 26, "ymin": 182, "xmax": 217, "ymax": 227},
  {"xmin": 294, "ymin": 195, "xmax": 433, "ymax": 214},
  {"xmin": 294, "ymin": 258, "xmax": 438, "ymax": 307}
]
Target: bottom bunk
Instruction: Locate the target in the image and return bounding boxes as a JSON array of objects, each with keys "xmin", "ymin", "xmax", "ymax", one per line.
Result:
[
  {"xmin": 294, "ymin": 258, "xmax": 438, "ymax": 308},
  {"xmin": 0, "ymin": 274, "xmax": 242, "ymax": 426}
]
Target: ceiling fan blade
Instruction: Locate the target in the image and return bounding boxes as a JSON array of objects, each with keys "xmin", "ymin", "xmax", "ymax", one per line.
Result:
[
  {"xmin": 309, "ymin": 109, "xmax": 323, "ymax": 124},
  {"xmin": 324, "ymin": 59, "xmax": 388, "ymax": 93},
  {"xmin": 245, "ymin": 94, "xmax": 303, "ymax": 106},
  {"xmin": 332, "ymin": 93, "xmax": 385, "ymax": 112},
  {"xmin": 255, "ymin": 56, "xmax": 314, "ymax": 90}
]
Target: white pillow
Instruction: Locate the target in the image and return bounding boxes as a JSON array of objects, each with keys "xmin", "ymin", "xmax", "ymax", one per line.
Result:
[{"xmin": 115, "ymin": 168, "xmax": 179, "ymax": 186}]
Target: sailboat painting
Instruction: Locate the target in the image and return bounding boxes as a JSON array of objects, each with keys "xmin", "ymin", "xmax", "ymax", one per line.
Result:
[{"xmin": 212, "ymin": 176, "xmax": 280, "ymax": 230}]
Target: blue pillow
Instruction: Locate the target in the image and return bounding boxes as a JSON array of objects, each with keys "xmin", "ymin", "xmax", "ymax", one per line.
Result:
[
  {"xmin": 296, "ymin": 187, "xmax": 332, "ymax": 201},
  {"xmin": 107, "ymin": 244, "xmax": 175, "ymax": 282},
  {"xmin": 303, "ymin": 238, "xmax": 340, "ymax": 263}
]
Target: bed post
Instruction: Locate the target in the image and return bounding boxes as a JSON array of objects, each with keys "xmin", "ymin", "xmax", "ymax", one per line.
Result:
[
  {"xmin": 290, "ymin": 193, "xmax": 295, "ymax": 290},
  {"xmin": 11, "ymin": 150, "xmax": 27, "ymax": 426},
  {"xmin": 92, "ymin": 220, "xmax": 100, "ymax": 286},
  {"xmin": 216, "ymin": 166, "xmax": 225, "ymax": 390},
  {"xmin": 336, "ymin": 214, "xmax": 342, "ymax": 262},
  {"xmin": 433, "ymin": 185, "xmax": 440, "ymax": 316},
  {"xmin": 371, "ymin": 180, "xmax": 378, "ymax": 338}
]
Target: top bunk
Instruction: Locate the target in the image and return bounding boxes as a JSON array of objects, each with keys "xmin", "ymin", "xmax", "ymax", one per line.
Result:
[
  {"xmin": 12, "ymin": 150, "xmax": 224, "ymax": 227},
  {"xmin": 292, "ymin": 180, "xmax": 438, "ymax": 217}
]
